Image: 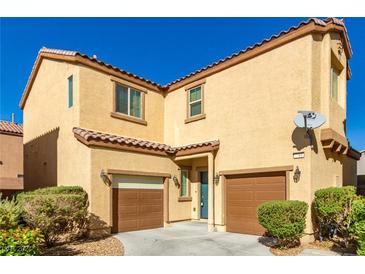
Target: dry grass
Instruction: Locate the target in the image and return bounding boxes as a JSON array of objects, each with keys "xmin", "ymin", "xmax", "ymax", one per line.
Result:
[{"xmin": 43, "ymin": 236, "xmax": 124, "ymax": 256}]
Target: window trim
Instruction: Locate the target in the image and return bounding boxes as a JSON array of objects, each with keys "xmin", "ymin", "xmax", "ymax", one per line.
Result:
[
  {"xmin": 184, "ymin": 79, "xmax": 206, "ymax": 124},
  {"xmin": 67, "ymin": 75, "xmax": 73, "ymax": 108},
  {"xmin": 111, "ymin": 78, "xmax": 147, "ymax": 125},
  {"xmin": 330, "ymin": 67, "xmax": 340, "ymax": 102},
  {"xmin": 179, "ymin": 169, "xmax": 190, "ymax": 198}
]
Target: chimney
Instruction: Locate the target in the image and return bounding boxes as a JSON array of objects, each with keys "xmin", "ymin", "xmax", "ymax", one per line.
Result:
[{"xmin": 11, "ymin": 113, "xmax": 15, "ymax": 124}]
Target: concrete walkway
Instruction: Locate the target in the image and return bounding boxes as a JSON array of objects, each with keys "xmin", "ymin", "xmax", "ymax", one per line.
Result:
[{"xmin": 115, "ymin": 221, "xmax": 339, "ymax": 256}]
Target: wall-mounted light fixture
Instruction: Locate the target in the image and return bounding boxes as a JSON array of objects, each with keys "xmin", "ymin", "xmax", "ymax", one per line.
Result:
[
  {"xmin": 293, "ymin": 166, "xmax": 301, "ymax": 183},
  {"xmin": 173, "ymin": 175, "xmax": 180, "ymax": 188},
  {"xmin": 100, "ymin": 169, "xmax": 112, "ymax": 186},
  {"xmin": 337, "ymin": 41, "xmax": 344, "ymax": 56},
  {"xmin": 213, "ymin": 173, "xmax": 220, "ymax": 185}
]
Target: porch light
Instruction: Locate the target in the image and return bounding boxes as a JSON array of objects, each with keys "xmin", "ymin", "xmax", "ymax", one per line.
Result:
[
  {"xmin": 173, "ymin": 175, "xmax": 180, "ymax": 188},
  {"xmin": 214, "ymin": 173, "xmax": 220, "ymax": 185},
  {"xmin": 293, "ymin": 166, "xmax": 301, "ymax": 183},
  {"xmin": 100, "ymin": 169, "xmax": 112, "ymax": 186}
]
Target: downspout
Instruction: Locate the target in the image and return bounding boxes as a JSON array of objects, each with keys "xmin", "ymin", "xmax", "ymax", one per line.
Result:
[{"xmin": 212, "ymin": 152, "xmax": 216, "ymax": 231}]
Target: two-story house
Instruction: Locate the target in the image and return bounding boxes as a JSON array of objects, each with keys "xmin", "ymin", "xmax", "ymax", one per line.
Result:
[{"xmin": 19, "ymin": 18, "xmax": 360, "ymax": 239}]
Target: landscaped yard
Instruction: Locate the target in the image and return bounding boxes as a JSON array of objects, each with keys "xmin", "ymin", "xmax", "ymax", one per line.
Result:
[
  {"xmin": 44, "ymin": 236, "xmax": 124, "ymax": 256},
  {"xmin": 1, "ymin": 185, "xmax": 364, "ymax": 256}
]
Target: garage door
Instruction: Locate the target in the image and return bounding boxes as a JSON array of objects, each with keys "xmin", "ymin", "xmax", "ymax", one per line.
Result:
[
  {"xmin": 112, "ymin": 175, "xmax": 164, "ymax": 233},
  {"xmin": 226, "ymin": 172, "xmax": 286, "ymax": 235}
]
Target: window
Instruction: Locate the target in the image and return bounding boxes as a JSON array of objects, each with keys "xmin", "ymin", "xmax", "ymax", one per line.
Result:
[
  {"xmin": 331, "ymin": 67, "xmax": 339, "ymax": 102},
  {"xmin": 115, "ymin": 83, "xmax": 142, "ymax": 118},
  {"xmin": 68, "ymin": 75, "xmax": 73, "ymax": 108},
  {"xmin": 188, "ymin": 86, "xmax": 202, "ymax": 117},
  {"xmin": 180, "ymin": 170, "xmax": 189, "ymax": 197}
]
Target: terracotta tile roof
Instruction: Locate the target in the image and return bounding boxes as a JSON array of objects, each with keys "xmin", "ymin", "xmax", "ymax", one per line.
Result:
[
  {"xmin": 20, "ymin": 17, "xmax": 351, "ymax": 109},
  {"xmin": 0, "ymin": 120, "xmax": 23, "ymax": 136},
  {"xmin": 39, "ymin": 47, "xmax": 163, "ymax": 88},
  {"xmin": 73, "ymin": 127, "xmax": 219, "ymax": 156},
  {"xmin": 165, "ymin": 17, "xmax": 351, "ymax": 87}
]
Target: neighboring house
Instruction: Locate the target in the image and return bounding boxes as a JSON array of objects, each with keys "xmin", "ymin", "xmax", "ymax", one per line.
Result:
[
  {"xmin": 0, "ymin": 120, "xmax": 24, "ymax": 197},
  {"xmin": 357, "ymin": 150, "xmax": 365, "ymax": 195},
  {"xmin": 20, "ymin": 18, "xmax": 361, "ymax": 239}
]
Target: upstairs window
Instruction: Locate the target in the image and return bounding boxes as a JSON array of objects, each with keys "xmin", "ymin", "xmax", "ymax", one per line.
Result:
[
  {"xmin": 115, "ymin": 84, "xmax": 142, "ymax": 118},
  {"xmin": 188, "ymin": 86, "xmax": 203, "ymax": 117},
  {"xmin": 331, "ymin": 67, "xmax": 339, "ymax": 102},
  {"xmin": 180, "ymin": 170, "xmax": 189, "ymax": 197},
  {"xmin": 68, "ymin": 75, "xmax": 73, "ymax": 108}
]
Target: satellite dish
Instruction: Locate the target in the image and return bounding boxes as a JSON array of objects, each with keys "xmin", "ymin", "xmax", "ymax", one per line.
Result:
[{"xmin": 294, "ymin": 111, "xmax": 326, "ymax": 130}]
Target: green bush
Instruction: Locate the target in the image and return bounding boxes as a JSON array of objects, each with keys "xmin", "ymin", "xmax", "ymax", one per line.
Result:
[
  {"xmin": 314, "ymin": 186, "xmax": 357, "ymax": 243},
  {"xmin": 17, "ymin": 186, "xmax": 88, "ymax": 247},
  {"xmin": 349, "ymin": 198, "xmax": 365, "ymax": 255},
  {"xmin": 0, "ymin": 227, "xmax": 43, "ymax": 256},
  {"xmin": 0, "ymin": 194, "xmax": 23, "ymax": 230},
  {"xmin": 258, "ymin": 200, "xmax": 308, "ymax": 247},
  {"xmin": 351, "ymin": 221, "xmax": 365, "ymax": 256}
]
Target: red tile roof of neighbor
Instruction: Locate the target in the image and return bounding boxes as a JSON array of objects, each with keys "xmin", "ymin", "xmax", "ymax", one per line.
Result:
[
  {"xmin": 19, "ymin": 17, "xmax": 352, "ymax": 109},
  {"xmin": 0, "ymin": 120, "xmax": 23, "ymax": 136},
  {"xmin": 73, "ymin": 127, "xmax": 219, "ymax": 156}
]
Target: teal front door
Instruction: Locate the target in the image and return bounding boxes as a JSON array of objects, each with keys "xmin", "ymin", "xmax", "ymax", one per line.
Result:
[{"xmin": 200, "ymin": 171, "xmax": 208, "ymax": 219}]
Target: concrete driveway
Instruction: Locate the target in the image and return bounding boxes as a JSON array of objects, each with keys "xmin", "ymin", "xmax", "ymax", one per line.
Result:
[{"xmin": 115, "ymin": 221, "xmax": 272, "ymax": 256}]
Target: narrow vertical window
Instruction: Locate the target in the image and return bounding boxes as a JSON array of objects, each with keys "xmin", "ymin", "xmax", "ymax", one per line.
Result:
[
  {"xmin": 331, "ymin": 68, "xmax": 339, "ymax": 102},
  {"xmin": 68, "ymin": 75, "xmax": 73, "ymax": 108},
  {"xmin": 180, "ymin": 170, "xmax": 189, "ymax": 197}
]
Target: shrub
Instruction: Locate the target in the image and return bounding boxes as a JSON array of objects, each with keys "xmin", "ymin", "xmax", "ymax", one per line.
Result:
[
  {"xmin": 349, "ymin": 198, "xmax": 365, "ymax": 255},
  {"xmin": 17, "ymin": 186, "xmax": 88, "ymax": 247},
  {"xmin": 314, "ymin": 186, "xmax": 357, "ymax": 243},
  {"xmin": 258, "ymin": 200, "xmax": 308, "ymax": 247},
  {"xmin": 0, "ymin": 194, "xmax": 23, "ymax": 230},
  {"xmin": 0, "ymin": 227, "xmax": 43, "ymax": 256},
  {"xmin": 351, "ymin": 221, "xmax": 365, "ymax": 256}
]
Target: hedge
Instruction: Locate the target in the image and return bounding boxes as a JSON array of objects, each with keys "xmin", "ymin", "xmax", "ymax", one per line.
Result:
[
  {"xmin": 17, "ymin": 186, "xmax": 88, "ymax": 247},
  {"xmin": 258, "ymin": 200, "xmax": 308, "ymax": 247},
  {"xmin": 314, "ymin": 186, "xmax": 357, "ymax": 243}
]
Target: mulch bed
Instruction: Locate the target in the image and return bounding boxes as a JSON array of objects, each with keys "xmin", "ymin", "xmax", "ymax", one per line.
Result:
[
  {"xmin": 270, "ymin": 246, "xmax": 304, "ymax": 256},
  {"xmin": 305, "ymin": 240, "xmax": 356, "ymax": 255},
  {"xmin": 269, "ymin": 240, "xmax": 356, "ymax": 256},
  {"xmin": 43, "ymin": 236, "xmax": 124, "ymax": 256}
]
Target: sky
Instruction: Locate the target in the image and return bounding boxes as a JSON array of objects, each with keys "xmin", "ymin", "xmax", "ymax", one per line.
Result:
[{"xmin": 0, "ymin": 17, "xmax": 364, "ymax": 150}]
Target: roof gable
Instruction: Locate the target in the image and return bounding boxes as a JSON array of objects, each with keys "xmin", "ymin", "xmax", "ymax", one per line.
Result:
[{"xmin": 19, "ymin": 17, "xmax": 352, "ymax": 109}]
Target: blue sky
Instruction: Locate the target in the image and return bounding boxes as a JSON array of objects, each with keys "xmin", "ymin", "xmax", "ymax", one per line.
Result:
[{"xmin": 0, "ymin": 17, "xmax": 364, "ymax": 150}]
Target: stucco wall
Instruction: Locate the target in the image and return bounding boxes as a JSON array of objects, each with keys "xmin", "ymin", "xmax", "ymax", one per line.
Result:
[
  {"xmin": 23, "ymin": 58, "xmax": 91, "ymax": 193},
  {"xmin": 89, "ymin": 148, "xmax": 186, "ymax": 228},
  {"xmin": 358, "ymin": 152, "xmax": 365, "ymax": 175},
  {"xmin": 164, "ymin": 35, "xmax": 313, "ymax": 216},
  {"xmin": 78, "ymin": 65, "xmax": 165, "ymax": 143},
  {"xmin": 0, "ymin": 133, "xmax": 23, "ymax": 179}
]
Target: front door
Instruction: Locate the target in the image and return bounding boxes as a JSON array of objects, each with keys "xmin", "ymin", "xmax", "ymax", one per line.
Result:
[{"xmin": 200, "ymin": 171, "xmax": 208, "ymax": 219}]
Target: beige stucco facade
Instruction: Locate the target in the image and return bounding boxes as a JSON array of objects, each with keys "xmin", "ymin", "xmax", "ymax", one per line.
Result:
[
  {"xmin": 22, "ymin": 19, "xmax": 359, "ymax": 239},
  {"xmin": 0, "ymin": 132, "xmax": 24, "ymax": 194}
]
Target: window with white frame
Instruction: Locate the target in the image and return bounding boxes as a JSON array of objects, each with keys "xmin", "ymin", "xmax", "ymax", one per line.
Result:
[
  {"xmin": 188, "ymin": 86, "xmax": 203, "ymax": 117},
  {"xmin": 115, "ymin": 83, "xmax": 142, "ymax": 118}
]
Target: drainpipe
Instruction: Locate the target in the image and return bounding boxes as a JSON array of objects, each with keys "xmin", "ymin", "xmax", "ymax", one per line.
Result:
[{"xmin": 208, "ymin": 152, "xmax": 216, "ymax": 231}]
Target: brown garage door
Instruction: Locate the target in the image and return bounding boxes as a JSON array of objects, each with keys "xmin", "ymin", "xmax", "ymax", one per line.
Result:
[
  {"xmin": 226, "ymin": 172, "xmax": 286, "ymax": 235},
  {"xmin": 112, "ymin": 189, "xmax": 163, "ymax": 232}
]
